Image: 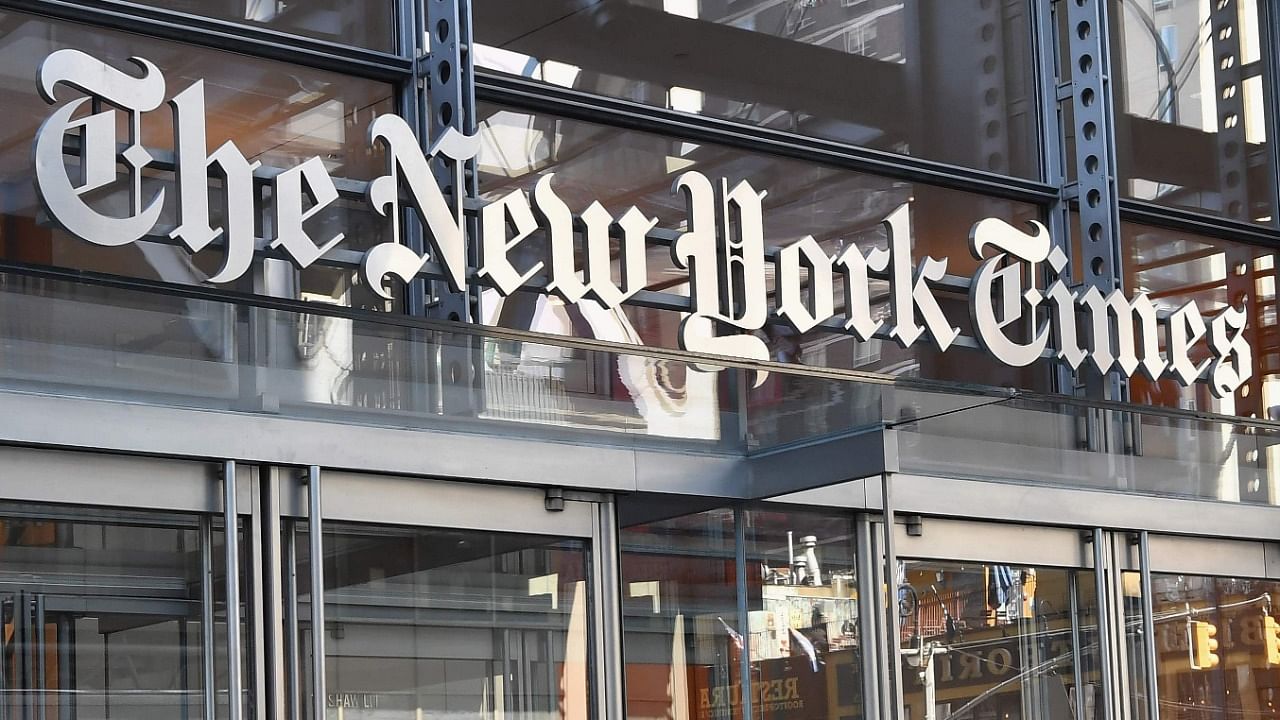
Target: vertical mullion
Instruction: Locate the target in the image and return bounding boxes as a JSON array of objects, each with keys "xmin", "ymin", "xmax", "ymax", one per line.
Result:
[
  {"xmin": 259, "ymin": 468, "xmax": 287, "ymax": 720},
  {"xmin": 733, "ymin": 508, "xmax": 752, "ymax": 720},
  {"xmin": 306, "ymin": 466, "xmax": 326, "ymax": 720},
  {"xmin": 200, "ymin": 516, "xmax": 216, "ymax": 720},
  {"xmin": 1137, "ymin": 532, "xmax": 1160, "ymax": 720},
  {"xmin": 284, "ymin": 520, "xmax": 300, "ymax": 720},
  {"xmin": 881, "ymin": 473, "xmax": 904, "ymax": 720},
  {"xmin": 1091, "ymin": 529, "xmax": 1117, "ymax": 720},
  {"xmin": 223, "ymin": 461, "xmax": 243, "ymax": 720},
  {"xmin": 854, "ymin": 513, "xmax": 881, "ymax": 720}
]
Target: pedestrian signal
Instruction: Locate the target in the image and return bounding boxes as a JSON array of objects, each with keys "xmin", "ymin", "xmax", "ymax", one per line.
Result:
[{"xmin": 1189, "ymin": 620, "xmax": 1220, "ymax": 670}]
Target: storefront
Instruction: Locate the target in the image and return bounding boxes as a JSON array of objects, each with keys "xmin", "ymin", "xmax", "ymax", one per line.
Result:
[{"xmin": 0, "ymin": 1, "xmax": 1277, "ymax": 719}]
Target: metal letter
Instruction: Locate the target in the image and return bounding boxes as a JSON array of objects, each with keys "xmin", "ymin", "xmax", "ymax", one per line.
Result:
[
  {"xmin": 478, "ymin": 189, "xmax": 542, "ymax": 294},
  {"xmin": 883, "ymin": 204, "xmax": 959, "ymax": 350},
  {"xmin": 1078, "ymin": 287, "xmax": 1167, "ymax": 380},
  {"xmin": 968, "ymin": 218, "xmax": 1052, "ymax": 367},
  {"xmin": 169, "ymin": 81, "xmax": 261, "ymax": 283},
  {"xmin": 1164, "ymin": 303, "xmax": 1209, "ymax": 386},
  {"xmin": 1208, "ymin": 304, "xmax": 1252, "ymax": 398},
  {"xmin": 34, "ymin": 50, "xmax": 165, "ymax": 247},
  {"xmin": 775, "ymin": 236, "xmax": 835, "ymax": 334},
  {"xmin": 364, "ymin": 116, "xmax": 477, "ymax": 297},
  {"xmin": 834, "ymin": 244, "xmax": 889, "ymax": 341},
  {"xmin": 270, "ymin": 156, "xmax": 344, "ymax": 269},
  {"xmin": 670, "ymin": 172, "xmax": 770, "ymax": 383}
]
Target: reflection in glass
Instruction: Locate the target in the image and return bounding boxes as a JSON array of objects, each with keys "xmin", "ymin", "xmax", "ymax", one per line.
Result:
[
  {"xmin": 745, "ymin": 510, "xmax": 862, "ymax": 720},
  {"xmin": 897, "ymin": 561, "xmax": 1100, "ymax": 720},
  {"xmin": 1137, "ymin": 572, "xmax": 1280, "ymax": 720},
  {"xmin": 1122, "ymin": 222, "xmax": 1278, "ymax": 418},
  {"xmin": 474, "ymin": 0, "xmax": 1040, "ymax": 177},
  {"xmin": 0, "ymin": 505, "xmax": 240, "ymax": 720},
  {"xmin": 297, "ymin": 523, "xmax": 591, "ymax": 720},
  {"xmin": 1111, "ymin": 0, "xmax": 1275, "ymax": 223},
  {"xmin": 0, "ymin": 11, "xmax": 398, "ymax": 309},
  {"xmin": 127, "ymin": 0, "xmax": 396, "ymax": 51},
  {"xmin": 620, "ymin": 509, "xmax": 739, "ymax": 720}
]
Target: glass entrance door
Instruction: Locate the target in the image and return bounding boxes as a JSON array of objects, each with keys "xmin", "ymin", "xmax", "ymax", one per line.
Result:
[
  {"xmin": 291, "ymin": 475, "xmax": 600, "ymax": 720},
  {"xmin": 892, "ymin": 520, "xmax": 1103, "ymax": 720}
]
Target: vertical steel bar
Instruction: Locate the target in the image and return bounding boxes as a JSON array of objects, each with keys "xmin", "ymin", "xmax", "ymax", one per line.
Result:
[
  {"xmin": 260, "ymin": 469, "xmax": 286, "ymax": 720},
  {"xmin": 1138, "ymin": 532, "xmax": 1159, "ymax": 720},
  {"xmin": 307, "ymin": 466, "xmax": 325, "ymax": 720},
  {"xmin": 854, "ymin": 513, "xmax": 881, "ymax": 720},
  {"xmin": 33, "ymin": 596, "xmax": 43, "ymax": 720},
  {"xmin": 1091, "ymin": 529, "xmax": 1115, "ymax": 720},
  {"xmin": 590, "ymin": 499, "xmax": 622, "ymax": 720},
  {"xmin": 223, "ymin": 461, "xmax": 243, "ymax": 720},
  {"xmin": 199, "ymin": 516, "xmax": 215, "ymax": 720},
  {"xmin": 733, "ymin": 508, "xmax": 752, "ymax": 720},
  {"xmin": 881, "ymin": 473, "xmax": 904, "ymax": 720},
  {"xmin": 248, "ymin": 470, "xmax": 267, "ymax": 720},
  {"xmin": 1110, "ymin": 535, "xmax": 1134, "ymax": 720}
]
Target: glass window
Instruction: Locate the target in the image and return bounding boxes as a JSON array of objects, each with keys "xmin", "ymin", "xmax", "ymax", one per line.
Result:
[
  {"xmin": 0, "ymin": 12, "xmax": 399, "ymax": 310},
  {"xmin": 896, "ymin": 560, "xmax": 1102, "ymax": 720},
  {"xmin": 1122, "ymin": 222, "xmax": 1277, "ymax": 417},
  {"xmin": 474, "ymin": 1, "xmax": 1041, "ymax": 178},
  {"xmin": 476, "ymin": 103, "xmax": 1051, "ymax": 391},
  {"xmin": 1136, "ymin": 572, "xmax": 1280, "ymax": 720},
  {"xmin": 1111, "ymin": 0, "xmax": 1275, "ymax": 223},
  {"xmin": 296, "ymin": 523, "xmax": 591, "ymax": 719},
  {"xmin": 0, "ymin": 505, "xmax": 242, "ymax": 720},
  {"xmin": 745, "ymin": 509, "xmax": 862, "ymax": 720},
  {"xmin": 620, "ymin": 509, "xmax": 738, "ymax": 720},
  {"xmin": 126, "ymin": 0, "xmax": 396, "ymax": 53}
]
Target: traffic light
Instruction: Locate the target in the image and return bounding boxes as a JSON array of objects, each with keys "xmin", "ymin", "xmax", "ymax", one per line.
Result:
[
  {"xmin": 1190, "ymin": 620, "xmax": 1220, "ymax": 670},
  {"xmin": 1264, "ymin": 615, "xmax": 1280, "ymax": 666}
]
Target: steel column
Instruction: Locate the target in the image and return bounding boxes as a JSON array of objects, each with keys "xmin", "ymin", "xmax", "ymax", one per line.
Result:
[
  {"xmin": 1064, "ymin": 0, "xmax": 1125, "ymax": 402},
  {"xmin": 259, "ymin": 468, "xmax": 287, "ymax": 720},
  {"xmin": 854, "ymin": 513, "xmax": 882, "ymax": 720},
  {"xmin": 590, "ymin": 499, "xmax": 623, "ymax": 720}
]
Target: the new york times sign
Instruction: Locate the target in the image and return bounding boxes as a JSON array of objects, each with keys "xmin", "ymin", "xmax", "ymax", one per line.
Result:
[{"xmin": 33, "ymin": 49, "xmax": 1252, "ymax": 397}]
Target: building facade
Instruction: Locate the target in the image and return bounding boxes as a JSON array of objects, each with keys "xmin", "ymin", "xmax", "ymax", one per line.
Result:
[{"xmin": 0, "ymin": 1, "xmax": 1277, "ymax": 719}]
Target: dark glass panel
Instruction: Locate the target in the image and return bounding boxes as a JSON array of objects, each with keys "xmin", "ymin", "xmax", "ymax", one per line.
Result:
[
  {"xmin": 128, "ymin": 0, "xmax": 396, "ymax": 52},
  {"xmin": 475, "ymin": 0, "xmax": 1040, "ymax": 178}
]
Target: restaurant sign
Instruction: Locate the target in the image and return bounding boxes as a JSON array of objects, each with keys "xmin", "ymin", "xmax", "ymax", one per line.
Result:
[{"xmin": 33, "ymin": 49, "xmax": 1251, "ymax": 396}]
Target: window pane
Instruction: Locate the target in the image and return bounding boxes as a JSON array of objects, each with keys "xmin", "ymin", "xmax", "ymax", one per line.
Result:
[
  {"xmin": 475, "ymin": 1, "xmax": 1041, "ymax": 178},
  {"xmin": 0, "ymin": 12, "xmax": 399, "ymax": 310},
  {"xmin": 0, "ymin": 505, "xmax": 241, "ymax": 720},
  {"xmin": 297, "ymin": 523, "xmax": 591, "ymax": 720},
  {"xmin": 477, "ymin": 102, "xmax": 1050, "ymax": 391},
  {"xmin": 127, "ymin": 0, "xmax": 396, "ymax": 52},
  {"xmin": 1141, "ymin": 572, "xmax": 1280, "ymax": 720},
  {"xmin": 1111, "ymin": 0, "xmax": 1275, "ymax": 224},
  {"xmin": 745, "ymin": 509, "xmax": 862, "ymax": 720},
  {"xmin": 621, "ymin": 509, "xmax": 739, "ymax": 720},
  {"xmin": 897, "ymin": 561, "xmax": 1102, "ymax": 720}
]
